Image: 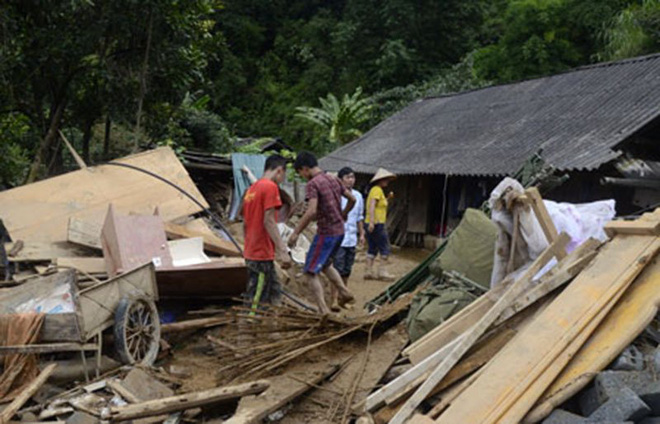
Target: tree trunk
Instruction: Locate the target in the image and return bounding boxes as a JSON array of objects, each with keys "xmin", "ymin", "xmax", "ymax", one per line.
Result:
[
  {"xmin": 135, "ymin": 10, "xmax": 154, "ymax": 149},
  {"xmin": 26, "ymin": 98, "xmax": 67, "ymax": 184},
  {"xmin": 82, "ymin": 119, "xmax": 93, "ymax": 164},
  {"xmin": 104, "ymin": 114, "xmax": 112, "ymax": 159}
]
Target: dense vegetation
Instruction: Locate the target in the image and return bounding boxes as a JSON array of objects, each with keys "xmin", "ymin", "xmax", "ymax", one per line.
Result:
[{"xmin": 1, "ymin": 0, "xmax": 659, "ymax": 186}]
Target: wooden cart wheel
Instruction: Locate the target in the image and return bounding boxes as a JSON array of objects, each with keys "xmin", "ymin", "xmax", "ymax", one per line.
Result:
[{"xmin": 114, "ymin": 294, "xmax": 161, "ymax": 365}]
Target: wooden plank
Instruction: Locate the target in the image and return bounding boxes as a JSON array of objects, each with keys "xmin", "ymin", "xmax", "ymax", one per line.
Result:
[
  {"xmin": 224, "ymin": 365, "xmax": 339, "ymax": 424},
  {"xmin": 4, "ymin": 241, "xmax": 94, "ymax": 262},
  {"xmin": 436, "ymin": 234, "xmax": 660, "ymax": 424},
  {"xmin": 390, "ymin": 233, "xmax": 570, "ymax": 424},
  {"xmin": 524, "ymin": 255, "xmax": 660, "ymax": 423},
  {"xmin": 604, "ymin": 219, "xmax": 660, "ymax": 237},
  {"xmin": 161, "ymin": 317, "xmax": 230, "ymax": 334},
  {"xmin": 164, "ymin": 221, "xmax": 241, "ymax": 257},
  {"xmin": 404, "ymin": 238, "xmax": 598, "ymax": 366},
  {"xmin": 55, "ymin": 257, "xmax": 106, "ymax": 274},
  {"xmin": 0, "ymin": 147, "xmax": 207, "ymax": 244},
  {"xmin": 0, "ymin": 343, "xmax": 97, "ymax": 354},
  {"xmin": 105, "ymin": 380, "xmax": 270, "ymax": 422},
  {"xmin": 107, "ymin": 379, "xmax": 142, "ymax": 403},
  {"xmin": 502, "ymin": 277, "xmax": 621, "ymax": 423},
  {"xmin": 408, "ymin": 414, "xmax": 436, "ymax": 424},
  {"xmin": 524, "ymin": 188, "xmax": 566, "ymax": 259},
  {"xmin": 67, "ymin": 217, "xmax": 102, "ymax": 249},
  {"xmin": 0, "ymin": 363, "xmax": 57, "ymax": 422},
  {"xmin": 41, "ymin": 313, "xmax": 81, "ymax": 342},
  {"xmin": 383, "ymin": 300, "xmax": 544, "ymax": 409},
  {"xmin": 59, "ymin": 130, "xmax": 87, "ymax": 169},
  {"xmin": 428, "ymin": 367, "xmax": 487, "ymax": 419},
  {"xmin": 488, "ymin": 237, "xmax": 660, "ymax": 424}
]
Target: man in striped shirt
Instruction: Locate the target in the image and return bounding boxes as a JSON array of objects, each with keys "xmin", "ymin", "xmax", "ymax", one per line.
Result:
[{"xmin": 288, "ymin": 152, "xmax": 356, "ymax": 314}]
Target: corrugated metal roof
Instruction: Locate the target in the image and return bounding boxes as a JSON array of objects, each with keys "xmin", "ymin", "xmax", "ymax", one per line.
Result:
[{"xmin": 320, "ymin": 54, "xmax": 660, "ymax": 176}]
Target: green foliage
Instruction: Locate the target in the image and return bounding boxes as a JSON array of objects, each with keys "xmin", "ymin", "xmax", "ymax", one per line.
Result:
[
  {"xmin": 472, "ymin": 0, "xmax": 635, "ymax": 82},
  {"xmin": 153, "ymin": 93, "xmax": 234, "ymax": 154},
  {"xmin": 600, "ymin": 0, "xmax": 660, "ymax": 60},
  {"xmin": 0, "ymin": 0, "xmax": 223, "ymax": 177},
  {"xmin": 295, "ymin": 87, "xmax": 373, "ymax": 150},
  {"xmin": 0, "ymin": 114, "xmax": 31, "ymax": 188},
  {"xmin": 0, "ymin": 0, "xmax": 654, "ymax": 183}
]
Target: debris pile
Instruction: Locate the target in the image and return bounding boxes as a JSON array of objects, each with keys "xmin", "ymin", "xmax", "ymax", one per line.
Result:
[
  {"xmin": 354, "ymin": 189, "xmax": 660, "ymax": 424},
  {"xmin": 2, "ymin": 146, "xmax": 660, "ymax": 423}
]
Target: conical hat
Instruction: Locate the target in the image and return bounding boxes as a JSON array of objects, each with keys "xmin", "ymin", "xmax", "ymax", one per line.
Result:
[{"xmin": 370, "ymin": 168, "xmax": 396, "ymax": 184}]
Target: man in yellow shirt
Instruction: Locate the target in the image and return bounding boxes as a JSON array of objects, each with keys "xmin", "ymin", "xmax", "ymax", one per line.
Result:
[{"xmin": 365, "ymin": 168, "xmax": 396, "ymax": 281}]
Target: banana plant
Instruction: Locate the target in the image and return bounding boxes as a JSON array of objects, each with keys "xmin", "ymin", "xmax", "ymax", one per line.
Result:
[{"xmin": 295, "ymin": 87, "xmax": 373, "ymax": 145}]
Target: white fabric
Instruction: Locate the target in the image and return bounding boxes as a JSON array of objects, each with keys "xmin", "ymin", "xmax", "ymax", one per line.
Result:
[
  {"xmin": 489, "ymin": 177, "xmax": 616, "ymax": 287},
  {"xmin": 278, "ymin": 223, "xmax": 311, "ymax": 265},
  {"xmin": 341, "ymin": 189, "xmax": 364, "ymax": 247}
]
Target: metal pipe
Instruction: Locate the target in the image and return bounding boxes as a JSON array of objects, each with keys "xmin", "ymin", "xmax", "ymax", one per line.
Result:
[{"xmin": 600, "ymin": 176, "xmax": 660, "ymax": 190}]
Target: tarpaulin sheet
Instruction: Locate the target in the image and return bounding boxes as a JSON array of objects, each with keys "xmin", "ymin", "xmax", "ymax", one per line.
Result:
[
  {"xmin": 432, "ymin": 208, "xmax": 497, "ymax": 288},
  {"xmin": 229, "ymin": 153, "xmax": 266, "ymax": 220}
]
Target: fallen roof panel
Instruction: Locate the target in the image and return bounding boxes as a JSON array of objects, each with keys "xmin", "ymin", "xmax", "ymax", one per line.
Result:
[{"xmin": 0, "ymin": 147, "xmax": 208, "ymax": 243}]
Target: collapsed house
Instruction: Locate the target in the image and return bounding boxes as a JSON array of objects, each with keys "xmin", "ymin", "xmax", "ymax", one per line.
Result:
[{"xmin": 320, "ymin": 53, "xmax": 660, "ymax": 244}]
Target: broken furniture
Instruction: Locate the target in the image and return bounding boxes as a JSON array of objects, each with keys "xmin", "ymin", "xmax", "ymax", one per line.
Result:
[
  {"xmin": 0, "ymin": 263, "xmax": 160, "ymax": 379},
  {"xmin": 101, "ymin": 207, "xmax": 247, "ymax": 299}
]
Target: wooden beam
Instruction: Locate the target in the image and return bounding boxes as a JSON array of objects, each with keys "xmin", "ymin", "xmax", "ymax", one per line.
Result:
[
  {"xmin": 105, "ymin": 380, "xmax": 270, "ymax": 421},
  {"xmin": 0, "ymin": 363, "xmax": 57, "ymax": 422},
  {"xmin": 524, "ymin": 247, "xmax": 660, "ymax": 423},
  {"xmin": 59, "ymin": 130, "xmax": 87, "ymax": 169},
  {"xmin": 164, "ymin": 221, "xmax": 241, "ymax": 257},
  {"xmin": 5, "ymin": 241, "xmax": 93, "ymax": 262},
  {"xmin": 436, "ymin": 234, "xmax": 660, "ymax": 424},
  {"xmin": 403, "ymin": 238, "xmax": 599, "ymax": 366},
  {"xmin": 225, "ymin": 365, "xmax": 339, "ymax": 424},
  {"xmin": 107, "ymin": 379, "xmax": 142, "ymax": 403},
  {"xmin": 55, "ymin": 257, "xmax": 106, "ymax": 274},
  {"xmin": 524, "ymin": 188, "xmax": 566, "ymax": 259},
  {"xmin": 389, "ymin": 233, "xmax": 570, "ymax": 424},
  {"xmin": 0, "ymin": 343, "xmax": 97, "ymax": 355},
  {"xmin": 604, "ymin": 219, "xmax": 660, "ymax": 237},
  {"xmin": 161, "ymin": 317, "xmax": 231, "ymax": 334}
]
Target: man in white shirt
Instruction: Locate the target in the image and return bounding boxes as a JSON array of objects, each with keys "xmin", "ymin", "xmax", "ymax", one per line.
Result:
[{"xmin": 330, "ymin": 167, "xmax": 365, "ymax": 310}]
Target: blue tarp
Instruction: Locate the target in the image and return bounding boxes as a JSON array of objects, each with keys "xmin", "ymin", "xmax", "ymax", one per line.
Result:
[{"xmin": 229, "ymin": 153, "xmax": 267, "ymax": 220}]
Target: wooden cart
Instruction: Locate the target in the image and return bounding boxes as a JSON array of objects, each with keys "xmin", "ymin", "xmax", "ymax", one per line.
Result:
[{"xmin": 0, "ymin": 263, "xmax": 161, "ymax": 378}]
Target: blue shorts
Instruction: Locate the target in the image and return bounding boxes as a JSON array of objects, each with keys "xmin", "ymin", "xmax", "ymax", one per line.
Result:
[
  {"xmin": 334, "ymin": 246, "xmax": 356, "ymax": 277},
  {"xmin": 304, "ymin": 234, "xmax": 344, "ymax": 275},
  {"xmin": 367, "ymin": 224, "xmax": 391, "ymax": 257}
]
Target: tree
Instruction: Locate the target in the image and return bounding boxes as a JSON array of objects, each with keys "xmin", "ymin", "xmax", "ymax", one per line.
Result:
[
  {"xmin": 0, "ymin": 0, "xmax": 221, "ymax": 181},
  {"xmin": 472, "ymin": 0, "xmax": 634, "ymax": 82},
  {"xmin": 295, "ymin": 87, "xmax": 373, "ymax": 149},
  {"xmin": 600, "ymin": 0, "xmax": 660, "ymax": 60}
]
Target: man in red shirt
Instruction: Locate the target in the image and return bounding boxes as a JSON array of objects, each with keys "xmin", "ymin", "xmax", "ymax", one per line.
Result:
[
  {"xmin": 243, "ymin": 155, "xmax": 292, "ymax": 306},
  {"xmin": 288, "ymin": 151, "xmax": 356, "ymax": 314}
]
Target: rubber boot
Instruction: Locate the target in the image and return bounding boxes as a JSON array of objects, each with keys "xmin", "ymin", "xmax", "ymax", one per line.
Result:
[
  {"xmin": 378, "ymin": 264, "xmax": 396, "ymax": 282},
  {"xmin": 364, "ymin": 259, "xmax": 375, "ymax": 280}
]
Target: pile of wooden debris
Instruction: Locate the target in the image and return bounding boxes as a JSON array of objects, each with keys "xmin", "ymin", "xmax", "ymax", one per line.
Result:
[{"xmin": 353, "ymin": 193, "xmax": 660, "ymax": 424}]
